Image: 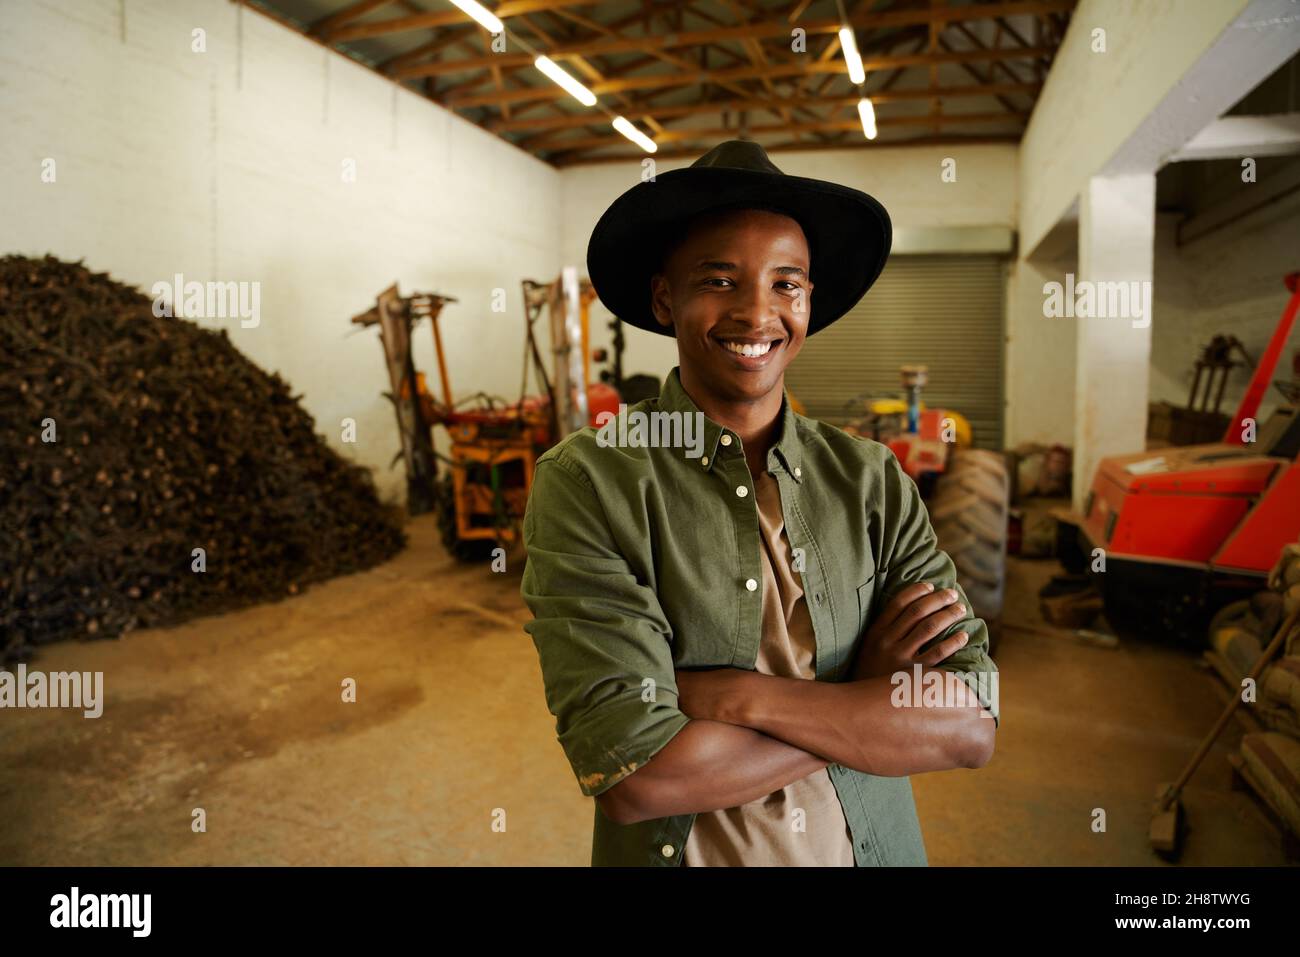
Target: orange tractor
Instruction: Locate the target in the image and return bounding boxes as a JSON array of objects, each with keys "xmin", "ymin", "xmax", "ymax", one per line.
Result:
[
  {"xmin": 352, "ymin": 271, "xmax": 630, "ymax": 560},
  {"xmin": 1071, "ymin": 273, "xmax": 1300, "ymax": 642}
]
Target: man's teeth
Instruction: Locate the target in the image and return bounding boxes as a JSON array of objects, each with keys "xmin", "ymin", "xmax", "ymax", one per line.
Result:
[{"xmin": 721, "ymin": 340, "xmax": 773, "ymax": 357}]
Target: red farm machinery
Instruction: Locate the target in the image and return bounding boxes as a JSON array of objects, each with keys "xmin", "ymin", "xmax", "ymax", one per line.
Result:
[{"xmin": 1071, "ymin": 272, "xmax": 1300, "ymax": 642}]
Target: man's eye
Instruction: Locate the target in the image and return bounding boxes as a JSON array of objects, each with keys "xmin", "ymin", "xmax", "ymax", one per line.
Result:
[
  {"xmin": 776, "ymin": 281, "xmax": 800, "ymax": 291},
  {"xmin": 703, "ymin": 277, "xmax": 732, "ymax": 287}
]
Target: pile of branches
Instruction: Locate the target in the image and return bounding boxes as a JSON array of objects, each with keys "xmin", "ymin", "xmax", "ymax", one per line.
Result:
[{"xmin": 0, "ymin": 255, "xmax": 406, "ymax": 661}]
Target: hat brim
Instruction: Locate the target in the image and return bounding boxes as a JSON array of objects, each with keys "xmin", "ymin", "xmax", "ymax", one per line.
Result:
[{"xmin": 586, "ymin": 166, "xmax": 892, "ymax": 338}]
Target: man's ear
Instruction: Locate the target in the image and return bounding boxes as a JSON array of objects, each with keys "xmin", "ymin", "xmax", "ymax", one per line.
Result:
[{"xmin": 649, "ymin": 273, "xmax": 674, "ymax": 332}]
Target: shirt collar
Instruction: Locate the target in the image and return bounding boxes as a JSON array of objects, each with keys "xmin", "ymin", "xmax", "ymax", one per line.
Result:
[{"xmin": 656, "ymin": 366, "xmax": 804, "ymax": 482}]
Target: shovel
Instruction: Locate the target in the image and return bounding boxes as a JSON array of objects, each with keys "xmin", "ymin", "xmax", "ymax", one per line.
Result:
[{"xmin": 1149, "ymin": 602, "xmax": 1300, "ymax": 857}]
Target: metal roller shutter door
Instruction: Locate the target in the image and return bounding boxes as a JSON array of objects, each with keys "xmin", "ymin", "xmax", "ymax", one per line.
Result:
[{"xmin": 785, "ymin": 254, "xmax": 1006, "ymax": 449}]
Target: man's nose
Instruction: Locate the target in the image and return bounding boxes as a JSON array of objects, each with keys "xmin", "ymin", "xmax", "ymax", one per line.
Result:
[{"xmin": 726, "ymin": 281, "xmax": 779, "ymax": 326}]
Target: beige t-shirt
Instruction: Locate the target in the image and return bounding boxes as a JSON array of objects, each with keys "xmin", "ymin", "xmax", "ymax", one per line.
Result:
[{"xmin": 682, "ymin": 466, "xmax": 856, "ymax": 867}]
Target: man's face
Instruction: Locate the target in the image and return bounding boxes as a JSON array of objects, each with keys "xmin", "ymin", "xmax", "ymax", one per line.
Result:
[{"xmin": 650, "ymin": 208, "xmax": 812, "ymax": 405}]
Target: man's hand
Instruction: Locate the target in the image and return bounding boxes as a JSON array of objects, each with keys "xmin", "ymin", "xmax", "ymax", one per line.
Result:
[{"xmin": 850, "ymin": 582, "xmax": 970, "ymax": 681}]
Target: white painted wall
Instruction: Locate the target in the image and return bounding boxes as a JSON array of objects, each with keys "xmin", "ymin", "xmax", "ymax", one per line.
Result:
[
  {"xmin": 1004, "ymin": 0, "xmax": 1297, "ymax": 456},
  {"xmin": 1073, "ymin": 172, "xmax": 1157, "ymax": 511},
  {"xmin": 1018, "ymin": 0, "xmax": 1250, "ymax": 256},
  {"xmin": 1004, "ymin": 0, "xmax": 1244, "ymax": 450},
  {"xmin": 1004, "ymin": 251, "xmax": 1077, "ymax": 448},
  {"xmin": 560, "ymin": 144, "xmax": 1020, "ymax": 383},
  {"xmin": 1151, "ymin": 191, "xmax": 1300, "ymax": 425},
  {"xmin": 0, "ymin": 0, "xmax": 560, "ymax": 503},
  {"xmin": 979, "ymin": 183, "xmax": 1295, "ymax": 456}
]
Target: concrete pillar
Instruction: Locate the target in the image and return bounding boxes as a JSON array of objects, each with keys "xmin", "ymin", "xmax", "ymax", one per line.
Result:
[
  {"xmin": 1005, "ymin": 253, "xmax": 1077, "ymax": 450},
  {"xmin": 1072, "ymin": 173, "xmax": 1156, "ymax": 511}
]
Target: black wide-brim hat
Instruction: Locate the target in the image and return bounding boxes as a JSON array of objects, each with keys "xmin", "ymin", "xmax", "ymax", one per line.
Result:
[{"xmin": 586, "ymin": 139, "xmax": 892, "ymax": 338}]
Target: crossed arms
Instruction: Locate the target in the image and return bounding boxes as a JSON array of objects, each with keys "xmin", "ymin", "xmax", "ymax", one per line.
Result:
[{"xmin": 597, "ymin": 583, "xmax": 997, "ymax": 825}]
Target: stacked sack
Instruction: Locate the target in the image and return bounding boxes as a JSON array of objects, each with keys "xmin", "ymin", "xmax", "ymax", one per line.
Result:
[{"xmin": 1210, "ymin": 543, "xmax": 1300, "ymax": 839}]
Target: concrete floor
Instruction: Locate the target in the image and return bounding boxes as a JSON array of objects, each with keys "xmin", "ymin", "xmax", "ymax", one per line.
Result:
[{"xmin": 0, "ymin": 514, "xmax": 1289, "ymax": 866}]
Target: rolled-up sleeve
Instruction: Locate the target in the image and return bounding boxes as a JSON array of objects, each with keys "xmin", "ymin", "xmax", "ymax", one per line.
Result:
[
  {"xmin": 878, "ymin": 449, "xmax": 1001, "ymax": 728},
  {"xmin": 520, "ymin": 449, "xmax": 690, "ymax": 796}
]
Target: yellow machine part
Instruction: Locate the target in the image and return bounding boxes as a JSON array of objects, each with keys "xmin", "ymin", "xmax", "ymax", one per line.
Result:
[
  {"xmin": 866, "ymin": 398, "xmax": 973, "ymax": 447},
  {"xmin": 868, "ymin": 398, "xmax": 909, "ymax": 416}
]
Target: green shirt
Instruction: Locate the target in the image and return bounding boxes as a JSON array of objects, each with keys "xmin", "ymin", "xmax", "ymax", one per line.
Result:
[{"xmin": 520, "ymin": 366, "xmax": 999, "ymax": 866}]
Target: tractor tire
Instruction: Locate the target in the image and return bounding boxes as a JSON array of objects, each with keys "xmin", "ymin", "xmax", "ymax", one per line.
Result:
[
  {"xmin": 432, "ymin": 475, "xmax": 500, "ymax": 563},
  {"xmin": 928, "ymin": 448, "xmax": 1009, "ymax": 651}
]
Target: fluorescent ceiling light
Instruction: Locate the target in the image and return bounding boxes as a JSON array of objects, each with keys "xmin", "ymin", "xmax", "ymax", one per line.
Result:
[
  {"xmin": 857, "ymin": 98, "xmax": 877, "ymax": 140},
  {"xmin": 449, "ymin": 0, "xmax": 503, "ymax": 35},
  {"xmin": 612, "ymin": 116, "xmax": 657, "ymax": 152},
  {"xmin": 534, "ymin": 55, "xmax": 596, "ymax": 106},
  {"xmin": 839, "ymin": 26, "xmax": 865, "ymax": 85}
]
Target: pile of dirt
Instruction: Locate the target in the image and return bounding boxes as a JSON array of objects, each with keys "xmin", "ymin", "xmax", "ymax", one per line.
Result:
[{"xmin": 1, "ymin": 255, "xmax": 406, "ymax": 661}]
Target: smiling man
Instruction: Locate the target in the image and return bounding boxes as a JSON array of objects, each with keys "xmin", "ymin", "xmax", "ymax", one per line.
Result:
[{"xmin": 520, "ymin": 140, "xmax": 999, "ymax": 867}]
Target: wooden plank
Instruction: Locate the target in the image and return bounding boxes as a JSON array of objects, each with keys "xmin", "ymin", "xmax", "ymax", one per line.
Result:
[
  {"xmin": 488, "ymin": 82, "xmax": 1041, "ymax": 131},
  {"xmin": 440, "ymin": 46, "xmax": 1053, "ymax": 104},
  {"xmin": 335, "ymin": 0, "xmax": 1076, "ymax": 47}
]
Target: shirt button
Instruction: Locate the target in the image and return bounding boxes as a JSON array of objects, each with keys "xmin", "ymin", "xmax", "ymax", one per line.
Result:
[
  {"xmin": 745, "ymin": 578, "xmax": 758, "ymax": 592},
  {"xmin": 794, "ymin": 467, "xmax": 802, "ymax": 479},
  {"xmin": 661, "ymin": 844, "xmax": 675, "ymax": 857},
  {"xmin": 720, "ymin": 434, "xmax": 732, "ymax": 446},
  {"xmin": 735, "ymin": 485, "xmax": 748, "ymax": 498},
  {"xmin": 701, "ymin": 456, "xmax": 709, "ymax": 467}
]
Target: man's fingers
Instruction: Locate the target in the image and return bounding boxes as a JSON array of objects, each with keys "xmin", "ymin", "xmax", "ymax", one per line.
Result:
[
  {"xmin": 902, "ymin": 598, "xmax": 968, "ymax": 657},
  {"xmin": 876, "ymin": 582, "xmax": 938, "ymax": 631},
  {"xmin": 886, "ymin": 587, "xmax": 961, "ymax": 642},
  {"xmin": 919, "ymin": 630, "xmax": 970, "ymax": 666}
]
